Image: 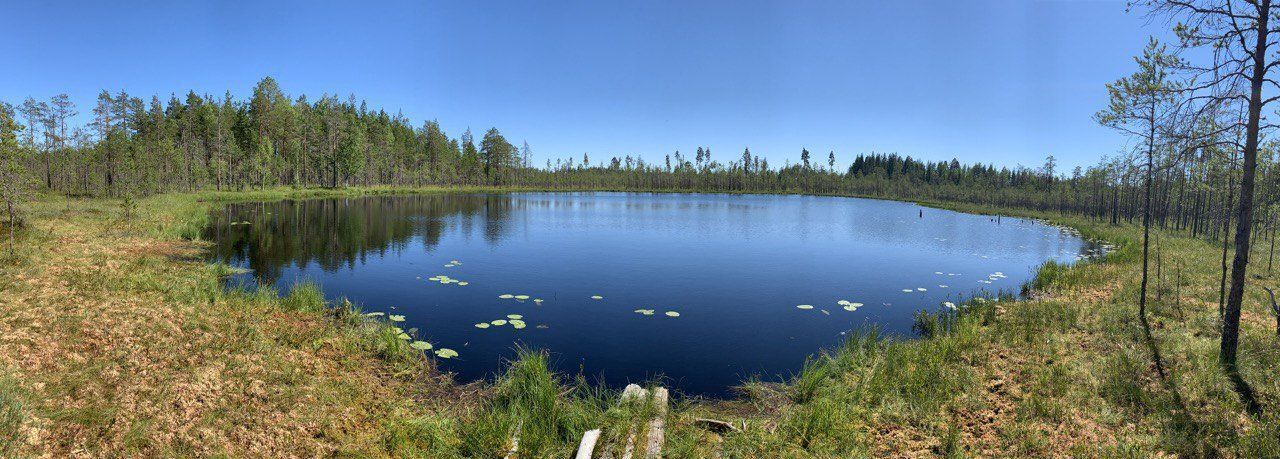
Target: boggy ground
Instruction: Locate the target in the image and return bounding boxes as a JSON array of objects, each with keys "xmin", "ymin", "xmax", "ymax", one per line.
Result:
[{"xmin": 1, "ymin": 188, "xmax": 1277, "ymax": 458}]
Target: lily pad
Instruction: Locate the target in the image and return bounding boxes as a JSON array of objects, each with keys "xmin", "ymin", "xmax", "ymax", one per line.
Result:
[
  {"xmin": 590, "ymin": 295, "xmax": 603, "ymax": 300},
  {"xmin": 507, "ymin": 314, "xmax": 523, "ymax": 319},
  {"xmin": 474, "ymin": 323, "xmax": 491, "ymax": 329},
  {"xmin": 396, "ymin": 332, "xmax": 411, "ymax": 340},
  {"xmin": 499, "ymin": 294, "xmax": 514, "ymax": 299},
  {"xmin": 389, "ymin": 315, "xmax": 406, "ymax": 322},
  {"xmin": 364, "ymin": 312, "xmax": 385, "ymax": 317},
  {"xmin": 665, "ymin": 311, "xmax": 680, "ymax": 317},
  {"xmin": 634, "ymin": 309, "xmax": 655, "ymax": 315},
  {"xmin": 510, "ymin": 320, "xmax": 527, "ymax": 329},
  {"xmin": 458, "ymin": 282, "xmax": 469, "ymax": 286},
  {"xmin": 410, "ymin": 341, "xmax": 433, "ymax": 350},
  {"xmin": 796, "ymin": 304, "xmax": 814, "ymax": 310},
  {"xmin": 491, "ymin": 319, "xmax": 508, "ymax": 326},
  {"xmin": 434, "ymin": 348, "xmax": 458, "ymax": 359},
  {"xmin": 514, "ymin": 295, "xmax": 530, "ymax": 300}
]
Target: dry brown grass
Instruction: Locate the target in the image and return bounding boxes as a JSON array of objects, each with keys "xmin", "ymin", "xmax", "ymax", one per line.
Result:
[{"xmin": 0, "ymin": 197, "xmax": 458, "ymax": 457}]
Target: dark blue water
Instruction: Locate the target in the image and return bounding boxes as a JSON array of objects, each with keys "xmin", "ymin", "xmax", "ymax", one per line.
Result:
[{"xmin": 205, "ymin": 192, "xmax": 1091, "ymax": 396}]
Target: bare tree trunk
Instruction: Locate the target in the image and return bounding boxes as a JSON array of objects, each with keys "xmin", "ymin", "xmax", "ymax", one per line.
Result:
[
  {"xmin": 1140, "ymin": 113, "xmax": 1155, "ymax": 328},
  {"xmin": 1268, "ymin": 212, "xmax": 1276, "ymax": 275},
  {"xmin": 1221, "ymin": 0, "xmax": 1269, "ymax": 414},
  {"xmin": 1220, "ymin": 158, "xmax": 1235, "ymax": 320},
  {"xmin": 6, "ymin": 200, "xmax": 13, "ymax": 256}
]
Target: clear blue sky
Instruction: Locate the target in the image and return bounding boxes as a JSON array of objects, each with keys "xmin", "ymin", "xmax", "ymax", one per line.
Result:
[{"xmin": 1, "ymin": 0, "xmax": 1160, "ymax": 171}]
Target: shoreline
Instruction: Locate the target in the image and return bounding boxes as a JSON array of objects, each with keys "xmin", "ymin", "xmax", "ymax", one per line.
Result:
[{"xmin": 4, "ymin": 187, "xmax": 1276, "ymax": 457}]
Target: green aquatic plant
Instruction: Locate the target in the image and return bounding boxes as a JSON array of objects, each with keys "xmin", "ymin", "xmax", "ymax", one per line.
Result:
[
  {"xmin": 590, "ymin": 295, "xmax": 603, "ymax": 300},
  {"xmin": 634, "ymin": 309, "xmax": 655, "ymax": 315},
  {"xmin": 410, "ymin": 341, "xmax": 433, "ymax": 350},
  {"xmin": 665, "ymin": 311, "xmax": 680, "ymax": 317},
  {"xmin": 491, "ymin": 319, "xmax": 508, "ymax": 326},
  {"xmin": 499, "ymin": 294, "xmax": 514, "ymax": 299},
  {"xmin": 389, "ymin": 314, "xmax": 405, "ymax": 322},
  {"xmin": 474, "ymin": 323, "xmax": 491, "ymax": 329},
  {"xmin": 510, "ymin": 320, "xmax": 527, "ymax": 329},
  {"xmin": 434, "ymin": 349, "xmax": 458, "ymax": 359},
  {"xmin": 796, "ymin": 304, "xmax": 814, "ymax": 310},
  {"xmin": 507, "ymin": 314, "xmax": 523, "ymax": 319}
]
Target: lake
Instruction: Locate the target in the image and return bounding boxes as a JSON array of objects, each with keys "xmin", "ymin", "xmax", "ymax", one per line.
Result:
[{"xmin": 205, "ymin": 192, "xmax": 1092, "ymax": 396}]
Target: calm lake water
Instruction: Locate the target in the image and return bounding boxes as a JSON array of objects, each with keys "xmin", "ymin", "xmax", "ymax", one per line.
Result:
[{"xmin": 205, "ymin": 192, "xmax": 1091, "ymax": 396}]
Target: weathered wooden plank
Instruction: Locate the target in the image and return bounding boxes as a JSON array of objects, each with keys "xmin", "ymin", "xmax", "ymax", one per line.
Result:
[
  {"xmin": 576, "ymin": 429, "xmax": 602, "ymax": 459},
  {"xmin": 644, "ymin": 387, "xmax": 669, "ymax": 459},
  {"xmin": 620, "ymin": 425, "xmax": 638, "ymax": 459},
  {"xmin": 621, "ymin": 383, "xmax": 648, "ymax": 402}
]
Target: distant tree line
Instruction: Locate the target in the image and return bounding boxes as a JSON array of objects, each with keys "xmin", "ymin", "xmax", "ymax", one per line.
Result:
[
  {"xmin": 1, "ymin": 75, "xmax": 1278, "ymax": 244},
  {"xmin": 2, "ymin": 76, "xmax": 1279, "ymax": 250}
]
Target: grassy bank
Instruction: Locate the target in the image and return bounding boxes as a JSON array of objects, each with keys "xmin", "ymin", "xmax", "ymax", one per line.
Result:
[{"xmin": 2, "ymin": 188, "xmax": 1278, "ymax": 457}]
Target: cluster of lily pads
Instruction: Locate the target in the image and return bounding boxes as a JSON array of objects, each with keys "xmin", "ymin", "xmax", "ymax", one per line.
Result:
[
  {"xmin": 837, "ymin": 300, "xmax": 864, "ymax": 311},
  {"xmin": 978, "ymin": 271, "xmax": 1006, "ymax": 284},
  {"xmin": 364, "ymin": 311, "xmax": 459, "ymax": 359},
  {"xmin": 796, "ymin": 299, "xmax": 865, "ymax": 313},
  {"xmin": 633, "ymin": 309, "xmax": 679, "ymax": 317},
  {"xmin": 426, "ymin": 274, "xmax": 469, "ymax": 286},
  {"xmin": 476, "ymin": 314, "xmax": 529, "ymax": 329},
  {"xmin": 498, "ymin": 293, "xmax": 543, "ymax": 304},
  {"xmin": 443, "ymin": 259, "xmax": 463, "ymax": 268}
]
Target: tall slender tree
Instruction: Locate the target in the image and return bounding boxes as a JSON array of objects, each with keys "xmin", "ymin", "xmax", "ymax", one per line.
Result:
[
  {"xmin": 1096, "ymin": 39, "xmax": 1181, "ymax": 370},
  {"xmin": 1144, "ymin": 0, "xmax": 1279, "ymax": 413},
  {"xmin": 0, "ymin": 101, "xmax": 25, "ymax": 256}
]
